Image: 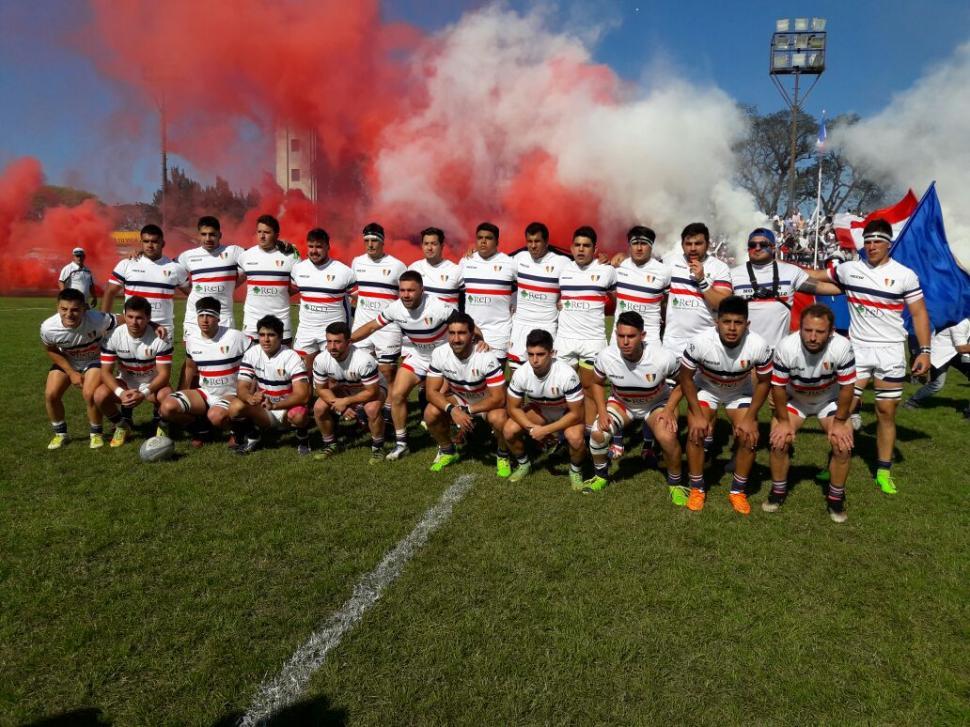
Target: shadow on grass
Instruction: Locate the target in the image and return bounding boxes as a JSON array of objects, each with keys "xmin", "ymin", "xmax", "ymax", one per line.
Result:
[
  {"xmin": 21, "ymin": 707, "xmax": 112, "ymax": 726},
  {"xmin": 213, "ymin": 694, "xmax": 348, "ymax": 726}
]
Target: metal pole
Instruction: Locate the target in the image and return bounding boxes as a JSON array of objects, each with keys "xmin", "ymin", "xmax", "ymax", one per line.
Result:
[
  {"xmin": 813, "ymin": 154, "xmax": 823, "ymax": 268},
  {"xmin": 786, "ymin": 71, "xmax": 800, "ymax": 218},
  {"xmin": 160, "ymin": 94, "xmax": 168, "ymax": 230}
]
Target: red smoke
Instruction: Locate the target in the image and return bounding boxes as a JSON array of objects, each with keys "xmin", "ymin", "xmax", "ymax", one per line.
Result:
[{"xmin": 0, "ymin": 157, "xmax": 117, "ymax": 294}]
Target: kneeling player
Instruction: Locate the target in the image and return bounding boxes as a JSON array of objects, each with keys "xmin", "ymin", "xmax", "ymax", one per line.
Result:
[
  {"xmin": 95, "ymin": 295, "xmax": 174, "ymax": 446},
  {"xmin": 159, "ymin": 297, "xmax": 249, "ymax": 446},
  {"xmin": 424, "ymin": 312, "xmax": 518, "ymax": 475},
  {"xmin": 41, "ymin": 288, "xmax": 118, "ymax": 449},
  {"xmin": 584, "ymin": 311, "xmax": 684, "ymax": 500},
  {"xmin": 679, "ymin": 296, "xmax": 772, "ymax": 514},
  {"xmin": 504, "ymin": 329, "xmax": 587, "ymax": 487},
  {"xmin": 767, "ymin": 304, "xmax": 856, "ymax": 522},
  {"xmin": 228, "ymin": 315, "xmax": 311, "ymax": 455},
  {"xmin": 312, "ymin": 322, "xmax": 388, "ymax": 462}
]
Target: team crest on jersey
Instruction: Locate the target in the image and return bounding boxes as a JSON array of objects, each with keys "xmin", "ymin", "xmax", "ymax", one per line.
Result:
[
  {"xmin": 551, "ymin": 386, "xmax": 560, "ymax": 395},
  {"xmin": 545, "ymin": 265, "xmax": 555, "ymax": 273},
  {"xmin": 220, "ymin": 345, "xmax": 230, "ymax": 354},
  {"xmin": 163, "ymin": 269, "xmax": 171, "ymax": 277},
  {"xmin": 823, "ymin": 361, "xmax": 831, "ymax": 370},
  {"xmin": 884, "ymin": 277, "xmax": 894, "ymax": 286},
  {"xmin": 326, "ymin": 274, "xmax": 335, "ymax": 282},
  {"xmin": 275, "ymin": 260, "xmax": 284, "ymax": 267},
  {"xmin": 493, "ymin": 265, "xmax": 503, "ymax": 272},
  {"xmin": 645, "ymin": 373, "xmax": 656, "ymax": 382},
  {"xmin": 221, "ymin": 251, "xmax": 228, "ymax": 259},
  {"xmin": 440, "ymin": 274, "xmax": 447, "ymax": 282},
  {"xmin": 277, "ymin": 367, "xmax": 284, "ymax": 376},
  {"xmin": 472, "ymin": 367, "xmax": 480, "ymax": 377},
  {"xmin": 739, "ymin": 359, "xmax": 749, "ymax": 368},
  {"xmin": 646, "ymin": 274, "xmax": 655, "ymax": 283},
  {"xmin": 423, "ymin": 316, "xmax": 432, "ymax": 325}
]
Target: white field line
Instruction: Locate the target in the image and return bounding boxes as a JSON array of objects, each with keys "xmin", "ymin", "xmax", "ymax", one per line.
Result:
[
  {"xmin": 238, "ymin": 472, "xmax": 477, "ymax": 726},
  {"xmin": 0, "ymin": 307, "xmax": 51, "ymax": 312}
]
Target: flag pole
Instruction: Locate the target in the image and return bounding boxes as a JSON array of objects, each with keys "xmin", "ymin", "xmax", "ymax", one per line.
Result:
[{"xmin": 813, "ymin": 156, "xmax": 823, "ymax": 268}]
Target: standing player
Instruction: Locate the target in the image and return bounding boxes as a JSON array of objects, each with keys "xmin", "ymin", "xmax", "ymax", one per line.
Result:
[
  {"xmin": 508, "ymin": 222, "xmax": 569, "ymax": 370},
  {"xmin": 41, "ymin": 288, "xmax": 118, "ymax": 449},
  {"xmin": 663, "ymin": 222, "xmax": 733, "ymax": 358},
  {"xmin": 312, "ymin": 322, "xmax": 388, "ymax": 461},
  {"xmin": 679, "ymin": 296, "xmax": 773, "ymax": 514},
  {"xmin": 612, "ymin": 226, "xmax": 670, "ymax": 344},
  {"xmin": 460, "ymin": 222, "xmax": 516, "ymax": 365},
  {"xmin": 555, "ymin": 226, "xmax": 616, "ymax": 425},
  {"xmin": 584, "ymin": 312, "xmax": 685, "ymax": 502},
  {"xmin": 767, "ymin": 305, "xmax": 856, "ymax": 522},
  {"xmin": 95, "ymin": 296, "xmax": 174, "ymax": 447},
  {"xmin": 504, "ymin": 329, "xmax": 587, "ymax": 487},
  {"xmin": 59, "ymin": 247, "xmax": 97, "ymax": 308},
  {"xmin": 408, "ymin": 227, "xmax": 463, "ymax": 309},
  {"xmin": 904, "ymin": 317, "xmax": 970, "ymax": 415},
  {"xmin": 228, "ymin": 315, "xmax": 311, "ymax": 455},
  {"xmin": 238, "ymin": 215, "xmax": 298, "ymax": 344},
  {"xmin": 177, "ymin": 216, "xmax": 245, "ymax": 342},
  {"xmin": 291, "ymin": 227, "xmax": 356, "ymax": 370},
  {"xmin": 351, "ymin": 271, "xmax": 453, "ymax": 460},
  {"xmin": 806, "ymin": 218, "xmax": 932, "ymax": 494},
  {"xmin": 102, "ymin": 224, "xmax": 189, "ymax": 330},
  {"xmin": 158, "ymin": 297, "xmax": 250, "ymax": 446},
  {"xmin": 730, "ymin": 227, "xmax": 840, "ymax": 348},
  {"xmin": 351, "ymin": 222, "xmax": 407, "ymax": 398},
  {"xmin": 424, "ymin": 312, "xmax": 518, "ymax": 475}
]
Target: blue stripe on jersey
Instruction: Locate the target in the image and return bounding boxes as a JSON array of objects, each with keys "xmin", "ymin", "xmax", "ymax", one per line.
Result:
[
  {"xmin": 244, "ymin": 269, "xmax": 290, "ymax": 277},
  {"xmin": 615, "ymin": 281, "xmax": 665, "ymax": 294},
  {"xmin": 298, "ymin": 285, "xmax": 347, "ymax": 294},
  {"xmin": 126, "ymin": 280, "xmax": 176, "ymax": 290},
  {"xmin": 517, "ymin": 271, "xmax": 559, "ymax": 283},
  {"xmin": 463, "ymin": 277, "xmax": 513, "ymax": 286},
  {"xmin": 839, "ymin": 282, "xmax": 904, "ymax": 300},
  {"xmin": 357, "ymin": 280, "xmax": 398, "ymax": 291},
  {"xmin": 191, "ymin": 264, "xmax": 238, "ymax": 274},
  {"xmin": 189, "ymin": 355, "xmax": 244, "ymax": 365}
]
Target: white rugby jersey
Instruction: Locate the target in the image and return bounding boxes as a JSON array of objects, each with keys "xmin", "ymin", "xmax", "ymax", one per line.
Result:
[
  {"xmin": 59, "ymin": 262, "xmax": 94, "ymax": 298},
  {"xmin": 351, "ymin": 253, "xmax": 407, "ymax": 325},
  {"xmin": 594, "ymin": 343, "xmax": 679, "ymax": 414},
  {"xmin": 108, "ymin": 255, "xmax": 188, "ymax": 329},
  {"xmin": 460, "ymin": 251, "xmax": 515, "ymax": 332},
  {"xmin": 930, "ymin": 318, "xmax": 970, "ymax": 369},
  {"xmin": 428, "ymin": 346, "xmax": 505, "ymax": 403},
  {"xmin": 828, "ymin": 258, "xmax": 922, "ymax": 344},
  {"xmin": 312, "ymin": 344, "xmax": 385, "ymax": 392},
  {"xmin": 408, "ymin": 258, "xmax": 463, "ymax": 308},
  {"xmin": 185, "ymin": 326, "xmax": 250, "ymax": 397},
  {"xmin": 613, "ymin": 257, "xmax": 670, "ymax": 342},
  {"xmin": 100, "ymin": 324, "xmax": 174, "ymax": 384},
  {"xmin": 291, "ymin": 257, "xmax": 356, "ymax": 331},
  {"xmin": 238, "ymin": 344, "xmax": 307, "ymax": 404},
  {"xmin": 512, "ymin": 250, "xmax": 569, "ymax": 324},
  {"xmin": 771, "ymin": 331, "xmax": 855, "ymax": 403},
  {"xmin": 509, "ymin": 359, "xmax": 583, "ymax": 411},
  {"xmin": 681, "ymin": 328, "xmax": 773, "ymax": 393},
  {"xmin": 239, "ymin": 245, "xmax": 298, "ymax": 336},
  {"xmin": 376, "ymin": 294, "xmax": 451, "ymax": 360},
  {"xmin": 730, "ymin": 260, "xmax": 808, "ymax": 347},
  {"xmin": 177, "ymin": 244, "xmax": 244, "ymax": 329},
  {"xmin": 663, "ymin": 254, "xmax": 732, "ymax": 343},
  {"xmin": 41, "ymin": 310, "xmax": 116, "ymax": 369},
  {"xmin": 557, "ymin": 260, "xmax": 616, "ymax": 341}
]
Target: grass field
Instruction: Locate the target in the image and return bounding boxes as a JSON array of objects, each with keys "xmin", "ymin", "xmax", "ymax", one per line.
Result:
[{"xmin": 1, "ymin": 296, "xmax": 968, "ymax": 726}]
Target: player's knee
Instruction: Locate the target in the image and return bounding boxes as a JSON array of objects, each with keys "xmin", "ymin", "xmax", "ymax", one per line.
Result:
[
  {"xmin": 313, "ymin": 398, "xmax": 330, "ymax": 417},
  {"xmin": 424, "ymin": 403, "xmax": 444, "ymax": 422},
  {"xmin": 208, "ymin": 408, "xmax": 229, "ymax": 428},
  {"xmin": 287, "ymin": 405, "xmax": 309, "ymax": 427},
  {"xmin": 502, "ymin": 418, "xmax": 521, "ymax": 440},
  {"xmin": 564, "ymin": 427, "xmax": 585, "ymax": 451},
  {"xmin": 831, "ymin": 447, "xmax": 851, "ymax": 463}
]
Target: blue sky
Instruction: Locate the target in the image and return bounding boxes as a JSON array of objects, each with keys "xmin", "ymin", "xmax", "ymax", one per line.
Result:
[{"xmin": 3, "ymin": 0, "xmax": 968, "ymax": 202}]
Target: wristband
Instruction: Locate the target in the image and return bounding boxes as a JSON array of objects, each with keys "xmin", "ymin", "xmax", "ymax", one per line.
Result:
[
  {"xmin": 834, "ymin": 415, "xmax": 848, "ymax": 422},
  {"xmin": 138, "ymin": 383, "xmax": 151, "ymax": 395},
  {"xmin": 460, "ymin": 404, "xmax": 471, "ymax": 415},
  {"xmin": 697, "ymin": 278, "xmax": 711, "ymax": 291},
  {"xmin": 114, "ymin": 386, "xmax": 125, "ymax": 397},
  {"xmin": 919, "ymin": 346, "xmax": 931, "ymax": 355},
  {"xmin": 445, "ymin": 403, "xmax": 455, "ymax": 415}
]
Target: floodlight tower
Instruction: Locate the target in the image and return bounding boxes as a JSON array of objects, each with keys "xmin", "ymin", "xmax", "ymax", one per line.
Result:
[{"xmin": 769, "ymin": 17, "xmax": 827, "ymax": 217}]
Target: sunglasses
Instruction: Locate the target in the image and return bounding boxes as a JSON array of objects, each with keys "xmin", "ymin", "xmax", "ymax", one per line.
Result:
[{"xmin": 747, "ymin": 241, "xmax": 772, "ymax": 249}]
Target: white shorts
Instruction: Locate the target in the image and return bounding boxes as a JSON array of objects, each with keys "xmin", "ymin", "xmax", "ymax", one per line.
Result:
[
  {"xmin": 853, "ymin": 341, "xmax": 907, "ymax": 384},
  {"xmin": 554, "ymin": 334, "xmax": 604, "ymax": 368},
  {"xmin": 355, "ymin": 323, "xmax": 402, "ymax": 365},
  {"xmin": 662, "ymin": 336, "xmax": 690, "ymax": 360},
  {"xmin": 399, "ymin": 347, "xmax": 432, "ymax": 380},
  {"xmin": 607, "ymin": 395, "xmax": 668, "ymax": 422},
  {"xmin": 293, "ymin": 326, "xmax": 327, "ymax": 356},
  {"xmin": 508, "ymin": 319, "xmax": 557, "ymax": 365},
  {"xmin": 198, "ymin": 390, "xmax": 232, "ymax": 410},
  {"xmin": 267, "ymin": 405, "xmax": 308, "ymax": 429},
  {"xmin": 697, "ymin": 386, "xmax": 752, "ymax": 410},
  {"xmin": 479, "ymin": 323, "xmax": 511, "ymax": 359},
  {"xmin": 785, "ymin": 398, "xmax": 839, "ymax": 420},
  {"xmin": 524, "ymin": 402, "xmax": 567, "ymax": 422}
]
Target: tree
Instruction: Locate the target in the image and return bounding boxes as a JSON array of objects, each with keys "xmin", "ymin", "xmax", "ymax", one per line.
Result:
[
  {"xmin": 802, "ymin": 114, "xmax": 887, "ymax": 216},
  {"xmin": 151, "ymin": 167, "xmax": 259, "ymax": 228}
]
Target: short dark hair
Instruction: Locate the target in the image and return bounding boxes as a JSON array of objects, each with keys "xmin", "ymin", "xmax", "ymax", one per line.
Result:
[
  {"xmin": 800, "ymin": 303, "xmax": 835, "ymax": 327},
  {"xmin": 420, "ymin": 227, "xmax": 445, "ymax": 244},
  {"xmin": 57, "ymin": 288, "xmax": 85, "ymax": 305},
  {"xmin": 862, "ymin": 218, "xmax": 893, "ymax": 238},
  {"xmin": 627, "ymin": 225, "xmax": 656, "ymax": 243},
  {"xmin": 524, "ymin": 222, "xmax": 549, "ymax": 241},
  {"xmin": 256, "ymin": 214, "xmax": 280, "ymax": 234},
  {"xmin": 476, "ymin": 221, "xmax": 499, "ymax": 240},
  {"xmin": 573, "ymin": 226, "xmax": 597, "ymax": 246},
  {"xmin": 399, "ymin": 270, "xmax": 423, "ymax": 286},
  {"xmin": 615, "ymin": 311, "xmax": 644, "ymax": 332},
  {"xmin": 717, "ymin": 295, "xmax": 748, "ymax": 318},
  {"xmin": 140, "ymin": 224, "xmax": 163, "ymax": 239},
  {"xmin": 256, "ymin": 314, "xmax": 284, "ymax": 336},
  {"xmin": 123, "ymin": 295, "xmax": 152, "ymax": 316},
  {"xmin": 197, "ymin": 215, "xmax": 220, "ymax": 231},
  {"xmin": 446, "ymin": 310, "xmax": 476, "ymax": 332},
  {"xmin": 195, "ymin": 296, "xmax": 222, "ymax": 313},
  {"xmin": 362, "ymin": 222, "xmax": 385, "ymax": 238},
  {"xmin": 525, "ymin": 329, "xmax": 554, "ymax": 350},
  {"xmin": 325, "ymin": 321, "xmax": 351, "ymax": 338},
  {"xmin": 307, "ymin": 227, "xmax": 330, "ymax": 245},
  {"xmin": 681, "ymin": 222, "xmax": 710, "ymax": 243}
]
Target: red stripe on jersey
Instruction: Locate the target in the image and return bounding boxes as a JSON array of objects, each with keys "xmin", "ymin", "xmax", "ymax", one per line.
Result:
[
  {"xmin": 669, "ymin": 287, "xmax": 703, "ymax": 298},
  {"xmin": 199, "ymin": 365, "xmax": 240, "ymax": 376},
  {"xmin": 302, "ymin": 294, "xmax": 344, "ymax": 303},
  {"xmin": 517, "ymin": 281, "xmax": 559, "ymax": 293},
  {"xmin": 193, "ymin": 275, "xmax": 236, "ymax": 283},
  {"xmin": 846, "ymin": 295, "xmax": 904, "ymax": 311},
  {"xmin": 247, "ymin": 280, "xmax": 289, "ymax": 287},
  {"xmin": 771, "ymin": 375, "xmax": 788, "ymax": 385},
  {"xmin": 561, "ymin": 294, "xmax": 609, "ymax": 303},
  {"xmin": 122, "ymin": 363, "xmax": 155, "ymax": 372},
  {"xmin": 617, "ymin": 292, "xmax": 662, "ymax": 304},
  {"xmin": 125, "ymin": 289, "xmax": 173, "ymax": 299},
  {"xmin": 701, "ymin": 370, "xmax": 748, "ymax": 385},
  {"xmin": 465, "ymin": 288, "xmax": 512, "ymax": 295},
  {"xmin": 712, "ymin": 281, "xmax": 732, "ymax": 290},
  {"xmin": 792, "ymin": 381, "xmax": 834, "ymax": 392},
  {"xmin": 359, "ymin": 291, "xmax": 397, "ymax": 300},
  {"xmin": 837, "ymin": 373, "xmax": 855, "ymax": 383}
]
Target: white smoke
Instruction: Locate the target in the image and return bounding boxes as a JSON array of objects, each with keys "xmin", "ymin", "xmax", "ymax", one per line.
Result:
[
  {"xmin": 373, "ymin": 5, "xmax": 764, "ymax": 253},
  {"xmin": 836, "ymin": 41, "xmax": 970, "ymax": 264}
]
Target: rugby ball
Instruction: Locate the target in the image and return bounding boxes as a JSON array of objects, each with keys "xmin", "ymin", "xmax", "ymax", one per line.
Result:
[{"xmin": 139, "ymin": 435, "xmax": 175, "ymax": 463}]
